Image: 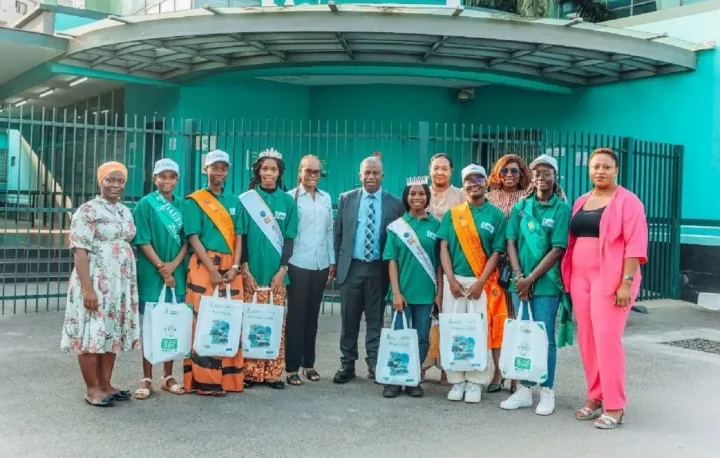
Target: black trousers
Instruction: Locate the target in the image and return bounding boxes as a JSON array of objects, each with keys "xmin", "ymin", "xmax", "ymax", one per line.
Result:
[
  {"xmin": 338, "ymin": 260, "xmax": 385, "ymax": 368},
  {"xmin": 285, "ymin": 265, "xmax": 329, "ymax": 373}
]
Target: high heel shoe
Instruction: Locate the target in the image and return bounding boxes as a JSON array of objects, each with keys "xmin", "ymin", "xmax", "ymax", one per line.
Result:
[{"xmin": 486, "ymin": 378, "xmax": 505, "ymax": 393}]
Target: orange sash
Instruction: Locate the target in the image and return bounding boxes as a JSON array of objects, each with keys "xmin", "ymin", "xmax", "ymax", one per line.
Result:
[
  {"xmin": 188, "ymin": 189, "xmax": 235, "ymax": 256},
  {"xmin": 450, "ymin": 202, "xmax": 506, "ymax": 311}
]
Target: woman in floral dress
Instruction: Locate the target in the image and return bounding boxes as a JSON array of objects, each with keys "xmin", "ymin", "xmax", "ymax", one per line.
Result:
[{"xmin": 60, "ymin": 161, "xmax": 140, "ymax": 407}]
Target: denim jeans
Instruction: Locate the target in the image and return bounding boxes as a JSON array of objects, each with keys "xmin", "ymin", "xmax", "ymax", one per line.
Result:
[
  {"xmin": 511, "ymin": 293, "xmax": 560, "ymax": 389},
  {"xmin": 390, "ymin": 303, "xmax": 433, "ymax": 364}
]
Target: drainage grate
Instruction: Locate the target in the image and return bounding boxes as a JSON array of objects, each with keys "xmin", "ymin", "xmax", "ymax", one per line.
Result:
[{"xmin": 660, "ymin": 338, "xmax": 720, "ymax": 355}]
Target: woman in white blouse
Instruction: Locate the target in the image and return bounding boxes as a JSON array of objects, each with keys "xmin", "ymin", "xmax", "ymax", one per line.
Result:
[{"xmin": 284, "ymin": 154, "xmax": 335, "ymax": 386}]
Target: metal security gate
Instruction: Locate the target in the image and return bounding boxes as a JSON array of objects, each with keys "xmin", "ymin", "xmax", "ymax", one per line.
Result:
[{"xmin": 0, "ymin": 111, "xmax": 682, "ymax": 314}]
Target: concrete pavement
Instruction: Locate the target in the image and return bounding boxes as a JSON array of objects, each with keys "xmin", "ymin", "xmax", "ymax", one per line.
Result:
[{"xmin": 1, "ymin": 302, "xmax": 719, "ymax": 457}]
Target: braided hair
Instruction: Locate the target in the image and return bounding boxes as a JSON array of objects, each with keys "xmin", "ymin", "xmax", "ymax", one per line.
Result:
[
  {"xmin": 294, "ymin": 154, "xmax": 321, "ymax": 201},
  {"xmin": 249, "ymin": 156, "xmax": 286, "ymax": 191}
]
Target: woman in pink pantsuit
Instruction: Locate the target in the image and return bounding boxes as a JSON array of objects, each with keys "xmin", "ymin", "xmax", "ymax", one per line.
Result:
[{"xmin": 561, "ymin": 148, "xmax": 648, "ymax": 430}]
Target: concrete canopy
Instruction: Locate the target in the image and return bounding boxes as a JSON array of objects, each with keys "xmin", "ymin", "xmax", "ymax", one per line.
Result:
[
  {"xmin": 0, "ymin": 28, "xmax": 68, "ymax": 103},
  {"xmin": 55, "ymin": 4, "xmax": 703, "ymax": 88}
]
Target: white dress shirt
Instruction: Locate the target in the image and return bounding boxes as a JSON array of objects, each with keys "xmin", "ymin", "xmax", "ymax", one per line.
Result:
[{"xmin": 287, "ymin": 186, "xmax": 336, "ymax": 270}]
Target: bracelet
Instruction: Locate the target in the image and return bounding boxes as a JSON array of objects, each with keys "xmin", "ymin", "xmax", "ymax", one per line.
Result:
[{"xmin": 528, "ymin": 273, "xmax": 535, "ymax": 283}]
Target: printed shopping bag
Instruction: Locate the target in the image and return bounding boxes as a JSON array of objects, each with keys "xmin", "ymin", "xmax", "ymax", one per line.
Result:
[
  {"xmin": 439, "ymin": 298, "xmax": 488, "ymax": 372},
  {"xmin": 193, "ymin": 285, "xmax": 244, "ymax": 358},
  {"xmin": 142, "ymin": 286, "xmax": 193, "ymax": 365},
  {"xmin": 499, "ymin": 300, "xmax": 549, "ymax": 384},
  {"xmin": 241, "ymin": 289, "xmax": 284, "ymax": 360},
  {"xmin": 375, "ymin": 311, "xmax": 421, "ymax": 387}
]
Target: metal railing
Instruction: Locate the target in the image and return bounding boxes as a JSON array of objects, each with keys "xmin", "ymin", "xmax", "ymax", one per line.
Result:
[{"xmin": 0, "ymin": 109, "xmax": 683, "ymax": 314}]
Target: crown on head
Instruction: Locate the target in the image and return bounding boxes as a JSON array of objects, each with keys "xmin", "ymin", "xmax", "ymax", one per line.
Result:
[
  {"xmin": 406, "ymin": 175, "xmax": 429, "ymax": 186},
  {"xmin": 258, "ymin": 148, "xmax": 283, "ymax": 160}
]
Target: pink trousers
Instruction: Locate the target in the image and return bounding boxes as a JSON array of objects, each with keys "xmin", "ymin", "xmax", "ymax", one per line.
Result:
[{"xmin": 570, "ymin": 238, "xmax": 631, "ymax": 410}]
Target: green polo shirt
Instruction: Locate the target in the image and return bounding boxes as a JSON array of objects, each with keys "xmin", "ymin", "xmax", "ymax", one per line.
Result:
[
  {"xmin": 383, "ymin": 213, "xmax": 441, "ymax": 305},
  {"xmin": 241, "ymin": 188, "xmax": 298, "ymax": 286},
  {"xmin": 506, "ymin": 194, "xmax": 571, "ymax": 296},
  {"xmin": 436, "ymin": 201, "xmax": 507, "ymax": 278},
  {"xmin": 184, "ymin": 188, "xmax": 244, "ymax": 254},
  {"xmin": 133, "ymin": 193, "xmax": 187, "ymax": 302}
]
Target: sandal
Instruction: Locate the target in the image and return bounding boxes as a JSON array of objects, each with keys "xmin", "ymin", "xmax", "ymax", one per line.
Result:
[
  {"xmin": 440, "ymin": 371, "xmax": 449, "ymax": 386},
  {"xmin": 160, "ymin": 375, "xmax": 186, "ymax": 395},
  {"xmin": 576, "ymin": 402, "xmax": 603, "ymax": 420},
  {"xmin": 594, "ymin": 412, "xmax": 624, "ymax": 430},
  {"xmin": 303, "ymin": 369, "xmax": 321, "ymax": 382},
  {"xmin": 264, "ymin": 380, "xmax": 285, "ymax": 390},
  {"xmin": 85, "ymin": 394, "xmax": 115, "ymax": 407},
  {"xmin": 486, "ymin": 378, "xmax": 505, "ymax": 393},
  {"xmin": 287, "ymin": 374, "xmax": 302, "ymax": 386},
  {"xmin": 134, "ymin": 378, "xmax": 153, "ymax": 400},
  {"xmin": 197, "ymin": 390, "xmax": 226, "ymax": 397}
]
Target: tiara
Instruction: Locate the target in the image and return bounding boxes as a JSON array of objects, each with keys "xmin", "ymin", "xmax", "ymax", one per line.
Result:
[
  {"xmin": 406, "ymin": 175, "xmax": 429, "ymax": 186},
  {"xmin": 258, "ymin": 148, "xmax": 282, "ymax": 160}
]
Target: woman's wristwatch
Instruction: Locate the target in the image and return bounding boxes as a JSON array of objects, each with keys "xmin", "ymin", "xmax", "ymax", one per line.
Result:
[{"xmin": 622, "ymin": 273, "xmax": 634, "ymax": 282}]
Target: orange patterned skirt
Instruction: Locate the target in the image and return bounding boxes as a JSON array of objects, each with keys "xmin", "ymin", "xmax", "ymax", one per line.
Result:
[
  {"xmin": 244, "ymin": 287, "xmax": 286, "ymax": 383},
  {"xmin": 183, "ymin": 251, "xmax": 245, "ymax": 394}
]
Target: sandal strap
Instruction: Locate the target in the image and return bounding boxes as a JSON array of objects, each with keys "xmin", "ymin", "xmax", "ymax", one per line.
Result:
[{"xmin": 140, "ymin": 377, "xmax": 152, "ymax": 383}]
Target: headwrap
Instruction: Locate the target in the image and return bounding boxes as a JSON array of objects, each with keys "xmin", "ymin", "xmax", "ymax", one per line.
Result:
[{"xmin": 97, "ymin": 161, "xmax": 128, "ymax": 184}]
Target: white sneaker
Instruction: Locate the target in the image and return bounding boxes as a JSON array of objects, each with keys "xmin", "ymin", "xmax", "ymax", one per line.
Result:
[
  {"xmin": 464, "ymin": 382, "xmax": 482, "ymax": 403},
  {"xmin": 500, "ymin": 385, "xmax": 533, "ymax": 410},
  {"xmin": 447, "ymin": 382, "xmax": 466, "ymax": 401},
  {"xmin": 535, "ymin": 388, "xmax": 555, "ymax": 416}
]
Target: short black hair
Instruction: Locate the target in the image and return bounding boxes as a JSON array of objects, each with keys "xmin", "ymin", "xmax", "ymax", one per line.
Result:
[
  {"xmin": 402, "ymin": 183, "xmax": 431, "ymax": 212},
  {"xmin": 430, "ymin": 153, "xmax": 453, "ymax": 168}
]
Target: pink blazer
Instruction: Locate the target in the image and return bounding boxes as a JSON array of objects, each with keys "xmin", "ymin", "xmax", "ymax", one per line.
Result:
[{"xmin": 561, "ymin": 185, "xmax": 649, "ymax": 301}]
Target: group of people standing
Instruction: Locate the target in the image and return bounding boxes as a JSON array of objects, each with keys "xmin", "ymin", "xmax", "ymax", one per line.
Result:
[{"xmin": 60, "ymin": 146, "xmax": 648, "ymax": 431}]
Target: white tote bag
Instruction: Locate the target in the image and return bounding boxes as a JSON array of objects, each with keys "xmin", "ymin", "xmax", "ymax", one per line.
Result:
[
  {"xmin": 142, "ymin": 286, "xmax": 193, "ymax": 365},
  {"xmin": 439, "ymin": 298, "xmax": 489, "ymax": 372},
  {"xmin": 499, "ymin": 300, "xmax": 549, "ymax": 384},
  {"xmin": 375, "ymin": 311, "xmax": 421, "ymax": 387},
  {"xmin": 193, "ymin": 285, "xmax": 244, "ymax": 358},
  {"xmin": 241, "ymin": 289, "xmax": 284, "ymax": 360}
]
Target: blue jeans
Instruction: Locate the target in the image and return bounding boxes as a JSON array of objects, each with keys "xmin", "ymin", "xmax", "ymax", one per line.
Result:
[
  {"xmin": 511, "ymin": 293, "xmax": 560, "ymax": 389},
  {"xmin": 391, "ymin": 304, "xmax": 433, "ymax": 364}
]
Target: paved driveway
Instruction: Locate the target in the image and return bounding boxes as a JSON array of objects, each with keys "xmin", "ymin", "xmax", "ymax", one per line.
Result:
[{"xmin": 1, "ymin": 302, "xmax": 719, "ymax": 457}]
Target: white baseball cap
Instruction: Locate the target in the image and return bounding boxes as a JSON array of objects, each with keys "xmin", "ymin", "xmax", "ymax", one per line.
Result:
[
  {"xmin": 205, "ymin": 149, "xmax": 231, "ymax": 167},
  {"xmin": 461, "ymin": 164, "xmax": 487, "ymax": 181},
  {"xmin": 153, "ymin": 158, "xmax": 180, "ymax": 176},
  {"xmin": 530, "ymin": 154, "xmax": 558, "ymax": 174}
]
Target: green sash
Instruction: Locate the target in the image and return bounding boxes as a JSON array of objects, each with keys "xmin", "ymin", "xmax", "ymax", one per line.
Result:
[
  {"xmin": 147, "ymin": 191, "xmax": 183, "ymax": 246},
  {"xmin": 519, "ymin": 198, "xmax": 574, "ymax": 348}
]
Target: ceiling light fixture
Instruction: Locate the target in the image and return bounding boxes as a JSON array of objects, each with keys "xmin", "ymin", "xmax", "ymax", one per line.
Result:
[
  {"xmin": 15, "ymin": 100, "xmax": 28, "ymax": 107},
  {"xmin": 70, "ymin": 77, "xmax": 88, "ymax": 87},
  {"xmin": 40, "ymin": 89, "xmax": 55, "ymax": 98}
]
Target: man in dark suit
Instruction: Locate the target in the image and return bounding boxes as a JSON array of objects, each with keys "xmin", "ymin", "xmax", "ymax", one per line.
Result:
[{"xmin": 333, "ymin": 156, "xmax": 404, "ymax": 383}]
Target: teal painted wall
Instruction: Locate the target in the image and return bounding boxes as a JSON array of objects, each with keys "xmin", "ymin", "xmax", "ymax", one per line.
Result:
[{"xmin": 459, "ymin": 50, "xmax": 720, "ymax": 224}]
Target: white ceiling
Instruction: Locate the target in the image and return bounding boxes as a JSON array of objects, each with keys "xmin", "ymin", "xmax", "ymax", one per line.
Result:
[{"xmin": 254, "ymin": 74, "xmax": 487, "ymax": 88}]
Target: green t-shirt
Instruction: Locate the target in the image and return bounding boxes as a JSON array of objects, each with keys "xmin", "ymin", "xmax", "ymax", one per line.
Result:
[
  {"xmin": 133, "ymin": 192, "xmax": 187, "ymax": 302},
  {"xmin": 506, "ymin": 194, "xmax": 571, "ymax": 296},
  {"xmin": 240, "ymin": 188, "xmax": 298, "ymax": 286},
  {"xmin": 184, "ymin": 188, "xmax": 244, "ymax": 254},
  {"xmin": 383, "ymin": 213, "xmax": 441, "ymax": 305},
  {"xmin": 436, "ymin": 201, "xmax": 507, "ymax": 277}
]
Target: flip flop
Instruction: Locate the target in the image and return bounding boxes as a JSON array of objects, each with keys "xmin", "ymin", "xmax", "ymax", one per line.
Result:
[
  {"xmin": 112, "ymin": 390, "xmax": 132, "ymax": 401},
  {"xmin": 86, "ymin": 394, "xmax": 115, "ymax": 407}
]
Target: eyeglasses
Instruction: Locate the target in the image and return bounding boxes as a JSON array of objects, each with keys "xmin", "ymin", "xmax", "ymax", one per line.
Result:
[
  {"xmin": 464, "ymin": 176, "xmax": 486, "ymax": 185},
  {"xmin": 500, "ymin": 167, "xmax": 520, "ymax": 176},
  {"xmin": 303, "ymin": 168, "xmax": 321, "ymax": 176}
]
